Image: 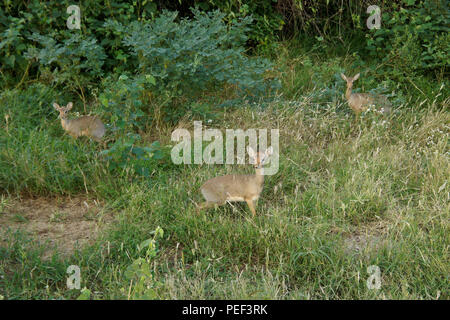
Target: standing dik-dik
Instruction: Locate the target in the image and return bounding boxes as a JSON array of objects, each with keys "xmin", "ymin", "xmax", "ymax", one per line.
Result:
[
  {"xmin": 53, "ymin": 102, "xmax": 105, "ymax": 143},
  {"xmin": 341, "ymin": 73, "xmax": 391, "ymax": 118},
  {"xmin": 198, "ymin": 146, "xmax": 273, "ymax": 217}
]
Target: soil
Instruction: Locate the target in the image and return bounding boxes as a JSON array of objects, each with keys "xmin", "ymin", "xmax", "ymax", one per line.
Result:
[
  {"xmin": 0, "ymin": 196, "xmax": 113, "ymax": 260},
  {"xmin": 342, "ymin": 221, "xmax": 391, "ymax": 255}
]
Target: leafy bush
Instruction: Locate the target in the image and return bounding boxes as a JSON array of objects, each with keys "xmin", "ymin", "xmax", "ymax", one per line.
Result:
[
  {"xmin": 123, "ymin": 9, "xmax": 278, "ymax": 99},
  {"xmin": 275, "ymin": 0, "xmax": 389, "ymax": 39},
  {"xmin": 25, "ymin": 33, "xmax": 106, "ymax": 102},
  {"xmin": 0, "ymin": 1, "xmax": 281, "ymax": 88},
  {"xmin": 100, "ymin": 135, "xmax": 170, "ymax": 178},
  {"xmin": 366, "ymin": 0, "xmax": 449, "ymax": 78},
  {"xmin": 125, "ymin": 0, "xmax": 285, "ymax": 51},
  {"xmin": 114, "ymin": 8, "xmax": 280, "ymax": 123},
  {"xmin": 0, "ymin": 15, "xmax": 29, "ymax": 78},
  {"xmin": 97, "ymin": 73, "xmax": 177, "ymax": 178},
  {"xmin": 98, "ymin": 74, "xmax": 155, "ymax": 135},
  {"xmin": 200, "ymin": 0, "xmax": 284, "ymax": 50},
  {"xmin": 0, "ymin": 1, "xmax": 140, "ymax": 86},
  {"xmin": 121, "ymin": 226, "xmax": 164, "ymax": 299},
  {"xmin": 1, "ymin": 3, "xmax": 279, "ymax": 121}
]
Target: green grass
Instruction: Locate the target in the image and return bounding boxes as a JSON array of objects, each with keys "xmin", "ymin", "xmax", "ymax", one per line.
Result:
[{"xmin": 0, "ymin": 42, "xmax": 448, "ymax": 300}]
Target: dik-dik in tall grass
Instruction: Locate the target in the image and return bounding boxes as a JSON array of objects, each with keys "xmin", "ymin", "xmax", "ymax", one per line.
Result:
[
  {"xmin": 198, "ymin": 146, "xmax": 273, "ymax": 217},
  {"xmin": 53, "ymin": 102, "xmax": 105, "ymax": 143},
  {"xmin": 341, "ymin": 73, "xmax": 391, "ymax": 118}
]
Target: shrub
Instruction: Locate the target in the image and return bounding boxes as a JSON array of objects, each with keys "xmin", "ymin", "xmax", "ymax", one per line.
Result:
[
  {"xmin": 100, "ymin": 136, "xmax": 171, "ymax": 178},
  {"xmin": 123, "ymin": 9, "xmax": 277, "ymax": 96},
  {"xmin": 0, "ymin": 15, "xmax": 29, "ymax": 82},
  {"xmin": 98, "ymin": 74, "xmax": 155, "ymax": 135},
  {"xmin": 203, "ymin": 0, "xmax": 284, "ymax": 50},
  {"xmin": 25, "ymin": 33, "xmax": 106, "ymax": 103},
  {"xmin": 0, "ymin": 1, "xmax": 282, "ymax": 88},
  {"xmin": 366, "ymin": 0, "xmax": 449, "ymax": 78}
]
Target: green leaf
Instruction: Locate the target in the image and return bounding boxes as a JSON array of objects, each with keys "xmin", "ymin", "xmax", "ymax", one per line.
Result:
[
  {"xmin": 77, "ymin": 288, "xmax": 91, "ymax": 300},
  {"xmin": 145, "ymin": 74, "xmax": 156, "ymax": 85}
]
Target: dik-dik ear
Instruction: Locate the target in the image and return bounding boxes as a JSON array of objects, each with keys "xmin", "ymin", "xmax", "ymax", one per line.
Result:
[
  {"xmin": 66, "ymin": 102, "xmax": 73, "ymax": 110},
  {"xmin": 265, "ymin": 146, "xmax": 273, "ymax": 157},
  {"xmin": 259, "ymin": 146, "xmax": 273, "ymax": 164},
  {"xmin": 340, "ymin": 73, "xmax": 348, "ymax": 81},
  {"xmin": 247, "ymin": 146, "xmax": 256, "ymax": 158},
  {"xmin": 53, "ymin": 102, "xmax": 61, "ymax": 110},
  {"xmin": 353, "ymin": 73, "xmax": 360, "ymax": 81}
]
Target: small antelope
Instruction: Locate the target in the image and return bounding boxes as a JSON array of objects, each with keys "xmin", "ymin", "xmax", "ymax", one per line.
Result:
[
  {"xmin": 341, "ymin": 73, "xmax": 391, "ymax": 117},
  {"xmin": 198, "ymin": 146, "xmax": 273, "ymax": 217},
  {"xmin": 53, "ymin": 102, "xmax": 105, "ymax": 143}
]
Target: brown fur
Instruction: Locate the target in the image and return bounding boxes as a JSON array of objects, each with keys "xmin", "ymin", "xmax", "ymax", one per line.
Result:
[
  {"xmin": 341, "ymin": 73, "xmax": 391, "ymax": 117},
  {"xmin": 198, "ymin": 147, "xmax": 273, "ymax": 217},
  {"xmin": 53, "ymin": 102, "xmax": 106, "ymax": 143}
]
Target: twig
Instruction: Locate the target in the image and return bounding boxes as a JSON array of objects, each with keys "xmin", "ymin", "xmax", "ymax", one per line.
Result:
[
  {"xmin": 77, "ymin": 164, "xmax": 89, "ymax": 194},
  {"xmin": 407, "ymin": 77, "xmax": 426, "ymax": 97},
  {"xmin": 74, "ymin": 78, "xmax": 87, "ymax": 112},
  {"xmin": 14, "ymin": 61, "xmax": 31, "ymax": 90}
]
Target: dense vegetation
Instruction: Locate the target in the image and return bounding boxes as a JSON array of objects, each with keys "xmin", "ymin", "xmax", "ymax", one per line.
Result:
[{"xmin": 0, "ymin": 0, "xmax": 448, "ymax": 299}]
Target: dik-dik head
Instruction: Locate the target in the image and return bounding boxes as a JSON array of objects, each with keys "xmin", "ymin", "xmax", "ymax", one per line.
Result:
[
  {"xmin": 53, "ymin": 102, "xmax": 73, "ymax": 119},
  {"xmin": 247, "ymin": 146, "xmax": 273, "ymax": 169},
  {"xmin": 341, "ymin": 73, "xmax": 360, "ymax": 89}
]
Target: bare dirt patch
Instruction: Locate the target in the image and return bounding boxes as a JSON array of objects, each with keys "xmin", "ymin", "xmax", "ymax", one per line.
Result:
[
  {"xmin": 342, "ymin": 221, "xmax": 391, "ymax": 256},
  {"xmin": 0, "ymin": 196, "xmax": 114, "ymax": 260}
]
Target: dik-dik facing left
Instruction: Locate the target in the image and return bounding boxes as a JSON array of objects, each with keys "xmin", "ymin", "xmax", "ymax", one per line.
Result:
[{"xmin": 53, "ymin": 102, "xmax": 105, "ymax": 143}]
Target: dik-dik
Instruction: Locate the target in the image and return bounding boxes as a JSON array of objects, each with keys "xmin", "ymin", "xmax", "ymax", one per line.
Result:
[
  {"xmin": 53, "ymin": 102, "xmax": 105, "ymax": 143},
  {"xmin": 341, "ymin": 73, "xmax": 391, "ymax": 118},
  {"xmin": 198, "ymin": 146, "xmax": 273, "ymax": 217}
]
